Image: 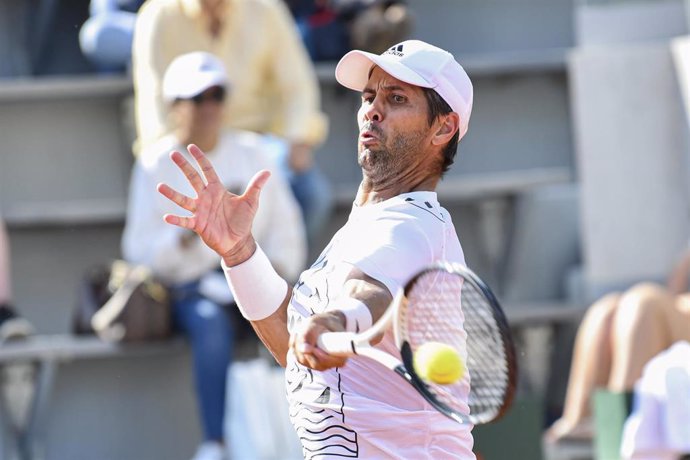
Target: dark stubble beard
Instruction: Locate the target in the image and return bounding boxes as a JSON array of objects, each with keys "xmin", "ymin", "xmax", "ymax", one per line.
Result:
[{"xmin": 358, "ymin": 125, "xmax": 427, "ymax": 185}]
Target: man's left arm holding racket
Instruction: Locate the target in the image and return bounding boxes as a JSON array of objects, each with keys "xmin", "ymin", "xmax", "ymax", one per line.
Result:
[{"xmin": 158, "ymin": 144, "xmax": 387, "ymax": 368}]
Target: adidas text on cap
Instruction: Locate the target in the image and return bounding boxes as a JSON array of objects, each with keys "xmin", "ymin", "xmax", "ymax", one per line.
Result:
[
  {"xmin": 163, "ymin": 51, "xmax": 228, "ymax": 102},
  {"xmin": 335, "ymin": 40, "xmax": 473, "ymax": 140}
]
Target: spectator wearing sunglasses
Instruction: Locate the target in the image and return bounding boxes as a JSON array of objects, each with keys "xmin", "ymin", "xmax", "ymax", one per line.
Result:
[
  {"xmin": 122, "ymin": 52, "xmax": 306, "ymax": 460},
  {"xmin": 133, "ymin": 0, "xmax": 333, "ymax": 252}
]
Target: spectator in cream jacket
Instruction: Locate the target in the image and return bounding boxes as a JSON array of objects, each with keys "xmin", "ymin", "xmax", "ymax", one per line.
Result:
[{"xmin": 132, "ymin": 0, "xmax": 333, "ymax": 248}]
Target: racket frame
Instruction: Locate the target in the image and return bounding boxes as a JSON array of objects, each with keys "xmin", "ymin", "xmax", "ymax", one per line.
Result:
[{"xmin": 317, "ymin": 262, "xmax": 518, "ymax": 426}]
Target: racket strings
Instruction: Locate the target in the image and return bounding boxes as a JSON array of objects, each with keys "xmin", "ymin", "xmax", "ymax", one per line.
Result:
[
  {"xmin": 400, "ymin": 268, "xmax": 512, "ymax": 424},
  {"xmin": 399, "ymin": 270, "xmax": 471, "ymax": 417}
]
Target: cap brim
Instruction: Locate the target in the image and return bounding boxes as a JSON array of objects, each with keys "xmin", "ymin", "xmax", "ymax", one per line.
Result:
[
  {"xmin": 335, "ymin": 50, "xmax": 433, "ymax": 92},
  {"xmin": 164, "ymin": 74, "xmax": 228, "ymax": 102}
]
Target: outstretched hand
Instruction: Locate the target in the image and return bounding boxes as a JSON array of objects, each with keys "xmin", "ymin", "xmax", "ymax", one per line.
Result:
[{"xmin": 157, "ymin": 144, "xmax": 270, "ymax": 263}]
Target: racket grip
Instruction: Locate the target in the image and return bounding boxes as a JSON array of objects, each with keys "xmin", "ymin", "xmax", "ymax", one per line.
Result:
[{"xmin": 317, "ymin": 332, "xmax": 357, "ymax": 357}]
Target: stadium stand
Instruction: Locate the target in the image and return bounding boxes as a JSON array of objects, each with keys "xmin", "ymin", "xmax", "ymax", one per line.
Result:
[{"xmin": 1, "ymin": 0, "xmax": 688, "ymax": 458}]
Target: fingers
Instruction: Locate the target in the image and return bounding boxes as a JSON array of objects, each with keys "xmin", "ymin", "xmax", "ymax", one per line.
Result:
[
  {"xmin": 158, "ymin": 183, "xmax": 197, "ymax": 229},
  {"xmin": 163, "ymin": 213, "xmax": 195, "ymax": 229},
  {"xmin": 170, "ymin": 151, "xmax": 206, "ymax": 193},
  {"xmin": 291, "ymin": 316, "xmax": 348, "ymax": 371},
  {"xmin": 188, "ymin": 144, "xmax": 221, "ymax": 185},
  {"xmin": 293, "ymin": 337, "xmax": 347, "ymax": 371},
  {"xmin": 296, "ymin": 342, "xmax": 346, "ymax": 371},
  {"xmin": 242, "ymin": 170, "xmax": 271, "ymax": 205},
  {"xmin": 158, "ymin": 183, "xmax": 197, "ymax": 212}
]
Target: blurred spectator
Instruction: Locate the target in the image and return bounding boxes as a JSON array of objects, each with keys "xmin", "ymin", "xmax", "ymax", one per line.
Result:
[
  {"xmin": 286, "ymin": 0, "xmax": 349, "ymax": 61},
  {"xmin": 79, "ymin": 0, "xmax": 144, "ymax": 72},
  {"xmin": 544, "ymin": 249, "xmax": 690, "ymax": 444},
  {"xmin": 0, "ymin": 219, "xmax": 34, "ymax": 341},
  {"xmin": 122, "ymin": 52, "xmax": 306, "ymax": 460},
  {"xmin": 347, "ymin": 0, "xmax": 413, "ymax": 54},
  {"xmin": 132, "ymin": 0, "xmax": 332, "ymax": 249},
  {"xmin": 286, "ymin": 0, "xmax": 413, "ymax": 61}
]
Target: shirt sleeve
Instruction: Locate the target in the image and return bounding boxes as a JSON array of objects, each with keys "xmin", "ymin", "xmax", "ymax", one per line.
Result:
[
  {"xmin": 131, "ymin": 1, "xmax": 172, "ymax": 154},
  {"xmin": 343, "ymin": 218, "xmax": 435, "ymax": 296},
  {"xmin": 263, "ymin": 0, "xmax": 328, "ymax": 146}
]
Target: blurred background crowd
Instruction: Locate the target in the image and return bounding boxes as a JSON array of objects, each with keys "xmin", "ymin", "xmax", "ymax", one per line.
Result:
[{"xmin": 0, "ymin": 0, "xmax": 688, "ymax": 459}]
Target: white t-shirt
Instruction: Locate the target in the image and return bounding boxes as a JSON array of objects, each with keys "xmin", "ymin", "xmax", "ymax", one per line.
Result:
[
  {"xmin": 285, "ymin": 191, "xmax": 475, "ymax": 459},
  {"xmin": 122, "ymin": 131, "xmax": 306, "ymax": 284}
]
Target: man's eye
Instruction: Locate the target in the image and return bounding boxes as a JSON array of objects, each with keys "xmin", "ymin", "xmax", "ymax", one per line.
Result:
[
  {"xmin": 362, "ymin": 95, "xmax": 374, "ymax": 103},
  {"xmin": 392, "ymin": 95, "xmax": 406, "ymax": 103}
]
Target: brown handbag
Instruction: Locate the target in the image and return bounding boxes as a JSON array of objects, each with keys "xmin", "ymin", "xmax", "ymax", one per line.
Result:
[{"xmin": 75, "ymin": 260, "xmax": 172, "ymax": 342}]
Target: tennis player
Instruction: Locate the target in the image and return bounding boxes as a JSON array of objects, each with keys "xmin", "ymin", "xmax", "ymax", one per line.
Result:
[{"xmin": 159, "ymin": 40, "xmax": 476, "ymax": 458}]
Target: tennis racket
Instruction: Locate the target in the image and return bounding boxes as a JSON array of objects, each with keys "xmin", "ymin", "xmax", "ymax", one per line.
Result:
[{"xmin": 317, "ymin": 261, "xmax": 517, "ymax": 426}]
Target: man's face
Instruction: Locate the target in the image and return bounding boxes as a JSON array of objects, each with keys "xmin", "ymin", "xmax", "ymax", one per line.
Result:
[
  {"xmin": 172, "ymin": 86, "xmax": 226, "ymax": 136},
  {"xmin": 356, "ymin": 67, "xmax": 433, "ymax": 182}
]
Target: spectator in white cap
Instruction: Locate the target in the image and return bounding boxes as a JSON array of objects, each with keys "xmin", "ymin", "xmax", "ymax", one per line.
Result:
[
  {"xmin": 157, "ymin": 40, "xmax": 476, "ymax": 458},
  {"xmin": 122, "ymin": 51, "xmax": 306, "ymax": 460},
  {"xmin": 132, "ymin": 0, "xmax": 333, "ymax": 253}
]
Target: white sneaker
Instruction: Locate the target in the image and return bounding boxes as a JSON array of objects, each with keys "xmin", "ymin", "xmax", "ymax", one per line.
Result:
[{"xmin": 191, "ymin": 442, "xmax": 227, "ymax": 460}]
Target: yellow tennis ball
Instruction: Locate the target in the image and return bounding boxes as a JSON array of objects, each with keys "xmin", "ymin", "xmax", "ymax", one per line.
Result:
[{"xmin": 413, "ymin": 342, "xmax": 465, "ymax": 385}]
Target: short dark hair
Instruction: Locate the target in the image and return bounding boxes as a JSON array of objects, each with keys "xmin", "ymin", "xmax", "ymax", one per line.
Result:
[{"xmin": 423, "ymin": 88, "xmax": 459, "ymax": 174}]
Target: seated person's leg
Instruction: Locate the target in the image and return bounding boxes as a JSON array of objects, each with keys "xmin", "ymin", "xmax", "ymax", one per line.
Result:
[
  {"xmin": 548, "ymin": 283, "xmax": 690, "ymax": 445},
  {"xmin": 544, "ymin": 292, "xmax": 621, "ymax": 442},
  {"xmin": 608, "ymin": 283, "xmax": 676, "ymax": 391},
  {"xmin": 171, "ymin": 283, "xmax": 234, "ymax": 444},
  {"xmin": 670, "ymin": 293, "xmax": 690, "ymax": 341}
]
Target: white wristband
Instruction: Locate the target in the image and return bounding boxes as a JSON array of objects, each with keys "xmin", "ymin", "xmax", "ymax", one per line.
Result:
[
  {"xmin": 338, "ymin": 298, "xmax": 373, "ymax": 333},
  {"xmin": 221, "ymin": 245, "xmax": 288, "ymax": 321}
]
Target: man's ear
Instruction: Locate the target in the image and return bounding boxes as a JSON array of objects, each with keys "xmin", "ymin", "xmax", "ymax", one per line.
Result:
[{"xmin": 431, "ymin": 112, "xmax": 460, "ymax": 147}]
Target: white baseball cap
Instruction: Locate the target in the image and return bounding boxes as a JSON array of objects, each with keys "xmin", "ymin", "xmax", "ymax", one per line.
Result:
[
  {"xmin": 335, "ymin": 39, "xmax": 473, "ymax": 139},
  {"xmin": 162, "ymin": 51, "xmax": 228, "ymax": 102}
]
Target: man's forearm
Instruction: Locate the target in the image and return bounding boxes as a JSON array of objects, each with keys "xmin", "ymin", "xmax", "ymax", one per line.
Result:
[
  {"xmin": 221, "ymin": 242, "xmax": 293, "ymax": 365},
  {"xmin": 249, "ymin": 290, "xmax": 292, "ymax": 367}
]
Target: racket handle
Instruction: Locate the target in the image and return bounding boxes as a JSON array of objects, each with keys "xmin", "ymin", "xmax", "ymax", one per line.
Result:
[{"xmin": 317, "ymin": 332, "xmax": 357, "ymax": 357}]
